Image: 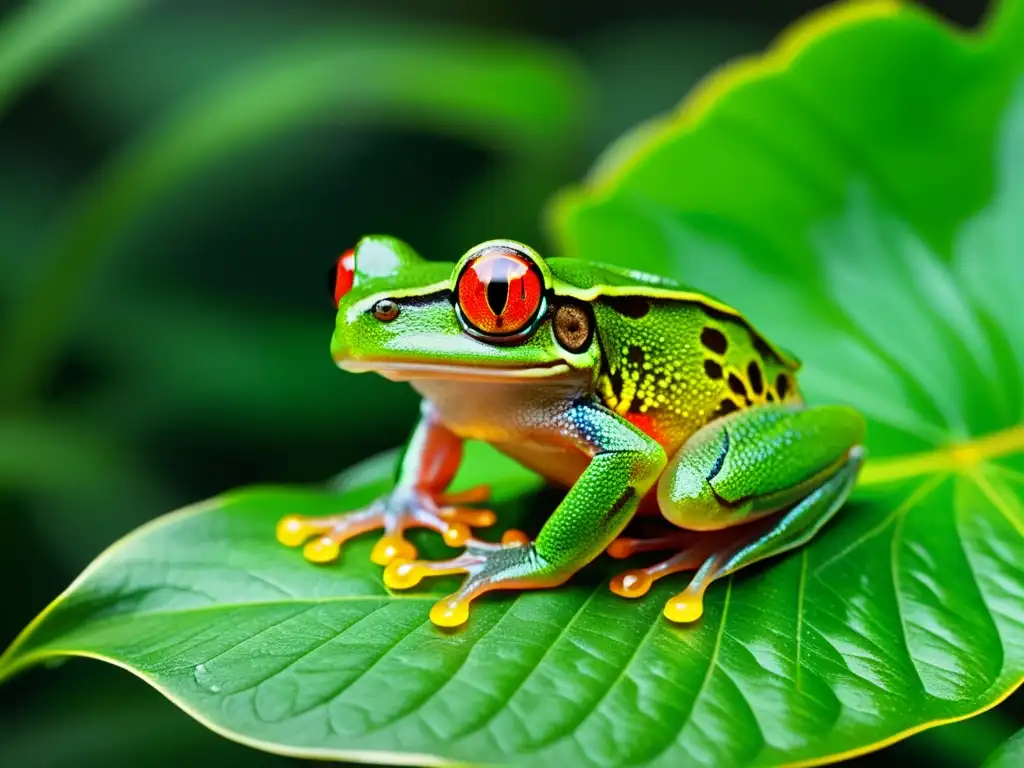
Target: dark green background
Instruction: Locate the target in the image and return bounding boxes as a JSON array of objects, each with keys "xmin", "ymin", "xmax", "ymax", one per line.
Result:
[{"xmin": 0, "ymin": 1, "xmax": 1016, "ymax": 766}]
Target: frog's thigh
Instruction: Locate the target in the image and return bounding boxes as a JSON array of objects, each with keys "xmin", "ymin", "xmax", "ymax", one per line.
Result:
[
  {"xmin": 658, "ymin": 404, "xmax": 866, "ymax": 531},
  {"xmin": 641, "ymin": 404, "xmax": 865, "ymax": 622}
]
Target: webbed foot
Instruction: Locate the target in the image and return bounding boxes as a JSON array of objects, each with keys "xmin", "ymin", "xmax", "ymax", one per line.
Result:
[
  {"xmin": 608, "ymin": 525, "xmax": 722, "ymax": 605},
  {"xmin": 383, "ymin": 536, "xmax": 565, "ymax": 628},
  {"xmin": 610, "ymin": 443, "xmax": 864, "ymax": 624},
  {"xmin": 608, "ymin": 530, "xmax": 733, "ymax": 620},
  {"xmin": 276, "ymin": 485, "xmax": 495, "ymax": 566}
]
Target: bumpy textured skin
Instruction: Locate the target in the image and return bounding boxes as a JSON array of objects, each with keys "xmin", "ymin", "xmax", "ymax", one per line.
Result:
[
  {"xmin": 532, "ymin": 400, "xmax": 666, "ymax": 570},
  {"xmin": 592, "ymin": 300, "xmax": 797, "ymax": 445},
  {"xmin": 280, "ymin": 235, "xmax": 866, "ymax": 627}
]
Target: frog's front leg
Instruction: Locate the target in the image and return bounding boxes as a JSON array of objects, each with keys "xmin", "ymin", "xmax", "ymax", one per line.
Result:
[
  {"xmin": 612, "ymin": 404, "xmax": 865, "ymax": 623},
  {"xmin": 384, "ymin": 399, "xmax": 666, "ymax": 628},
  {"xmin": 276, "ymin": 401, "xmax": 494, "ymax": 566}
]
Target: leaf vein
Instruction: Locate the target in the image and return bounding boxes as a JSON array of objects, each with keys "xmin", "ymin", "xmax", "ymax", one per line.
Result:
[
  {"xmin": 644, "ymin": 578, "xmax": 733, "ymax": 767},
  {"xmin": 368, "ymin": 595, "xmax": 523, "ymax": 737},
  {"xmin": 227, "ymin": 601, "xmax": 392, "ymax": 706},
  {"xmin": 445, "ymin": 587, "xmax": 603, "ymax": 742},
  {"xmin": 796, "ymin": 549, "xmax": 808, "ymax": 693}
]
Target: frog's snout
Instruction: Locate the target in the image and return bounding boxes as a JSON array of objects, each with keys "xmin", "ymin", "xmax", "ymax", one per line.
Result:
[{"xmin": 329, "ymin": 330, "xmax": 351, "ymax": 365}]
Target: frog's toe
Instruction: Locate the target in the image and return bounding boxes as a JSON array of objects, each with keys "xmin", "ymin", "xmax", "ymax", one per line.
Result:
[
  {"xmin": 418, "ymin": 505, "xmax": 497, "ymax": 547},
  {"xmin": 664, "ymin": 588, "xmax": 707, "ymax": 623},
  {"xmin": 384, "ymin": 539, "xmax": 565, "ymax": 628},
  {"xmin": 428, "ymin": 578, "xmax": 500, "ymax": 629},
  {"xmin": 369, "ymin": 534, "xmax": 418, "ymax": 566},
  {"xmin": 606, "ymin": 531, "xmax": 696, "ymax": 559},
  {"xmin": 402, "ymin": 494, "xmax": 497, "ymax": 549},
  {"xmin": 276, "ymin": 487, "xmax": 499, "ymax": 567},
  {"xmin": 500, "ymin": 528, "xmax": 530, "ymax": 546},
  {"xmin": 276, "ymin": 507, "xmax": 384, "ymax": 565},
  {"xmin": 435, "ymin": 484, "xmax": 491, "ymax": 506},
  {"xmin": 303, "ymin": 535, "xmax": 342, "ymax": 564},
  {"xmin": 430, "ymin": 595, "xmax": 474, "ymax": 629},
  {"xmin": 609, "ymin": 569, "xmax": 654, "ymax": 598},
  {"xmin": 608, "ymin": 536, "xmax": 718, "ymax": 601},
  {"xmin": 383, "ymin": 550, "xmax": 480, "ymax": 590},
  {"xmin": 276, "ymin": 515, "xmax": 312, "ymax": 547},
  {"xmin": 611, "ymin": 563, "xmax": 708, "ymax": 623},
  {"xmin": 438, "ymin": 506, "xmax": 497, "ymax": 529},
  {"xmin": 609, "ymin": 527, "xmax": 784, "ymax": 623}
]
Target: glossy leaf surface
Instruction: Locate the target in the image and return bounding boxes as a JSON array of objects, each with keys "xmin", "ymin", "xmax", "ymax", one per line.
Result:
[{"xmin": 3, "ymin": 2, "xmax": 1023, "ymax": 766}]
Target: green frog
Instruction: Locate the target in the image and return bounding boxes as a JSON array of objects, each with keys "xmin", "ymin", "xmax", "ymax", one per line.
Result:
[{"xmin": 277, "ymin": 236, "xmax": 865, "ymax": 628}]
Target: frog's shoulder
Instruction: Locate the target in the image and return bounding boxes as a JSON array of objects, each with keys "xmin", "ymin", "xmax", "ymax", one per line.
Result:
[{"xmin": 546, "ymin": 257, "xmax": 800, "ymax": 370}]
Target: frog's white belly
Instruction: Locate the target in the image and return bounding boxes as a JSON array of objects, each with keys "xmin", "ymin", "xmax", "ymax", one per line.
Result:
[{"xmin": 411, "ymin": 378, "xmax": 591, "ymax": 488}]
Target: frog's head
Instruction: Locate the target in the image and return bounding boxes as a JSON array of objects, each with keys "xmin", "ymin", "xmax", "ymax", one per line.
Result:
[{"xmin": 328, "ymin": 235, "xmax": 598, "ymax": 383}]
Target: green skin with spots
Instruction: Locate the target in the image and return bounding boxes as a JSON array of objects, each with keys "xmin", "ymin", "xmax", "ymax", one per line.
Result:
[{"xmin": 312, "ymin": 235, "xmax": 866, "ymax": 625}]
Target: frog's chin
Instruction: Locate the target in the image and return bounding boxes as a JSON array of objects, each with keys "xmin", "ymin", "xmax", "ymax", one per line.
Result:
[{"xmin": 337, "ymin": 358, "xmax": 577, "ymax": 383}]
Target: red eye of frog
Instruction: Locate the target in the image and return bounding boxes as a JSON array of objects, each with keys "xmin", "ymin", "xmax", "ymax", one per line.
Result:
[
  {"xmin": 327, "ymin": 248, "xmax": 356, "ymax": 306},
  {"xmin": 456, "ymin": 248, "xmax": 543, "ymax": 336}
]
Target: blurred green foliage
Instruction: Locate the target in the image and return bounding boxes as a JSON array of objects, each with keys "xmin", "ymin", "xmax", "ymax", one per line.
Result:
[
  {"xmin": 0, "ymin": 0, "xmax": 1018, "ymax": 766},
  {"xmin": 984, "ymin": 726, "xmax": 1024, "ymax": 767}
]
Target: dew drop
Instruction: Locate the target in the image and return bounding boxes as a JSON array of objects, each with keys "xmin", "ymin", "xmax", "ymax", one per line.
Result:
[{"xmin": 193, "ymin": 662, "xmax": 224, "ymax": 694}]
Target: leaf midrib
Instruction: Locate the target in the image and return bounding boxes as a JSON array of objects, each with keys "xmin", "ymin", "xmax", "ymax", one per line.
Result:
[{"xmin": 859, "ymin": 423, "xmax": 1024, "ymax": 486}]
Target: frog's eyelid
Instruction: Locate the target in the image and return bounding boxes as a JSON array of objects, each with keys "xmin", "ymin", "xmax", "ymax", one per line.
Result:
[{"xmin": 455, "ymin": 239, "xmax": 553, "ymax": 292}]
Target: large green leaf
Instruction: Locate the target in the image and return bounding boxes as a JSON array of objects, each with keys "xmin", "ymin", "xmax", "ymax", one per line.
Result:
[{"xmin": 3, "ymin": 1, "xmax": 1024, "ymax": 766}]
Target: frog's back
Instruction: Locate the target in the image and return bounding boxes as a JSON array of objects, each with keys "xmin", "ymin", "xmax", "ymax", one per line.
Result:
[{"xmin": 548, "ymin": 258, "xmax": 802, "ymax": 452}]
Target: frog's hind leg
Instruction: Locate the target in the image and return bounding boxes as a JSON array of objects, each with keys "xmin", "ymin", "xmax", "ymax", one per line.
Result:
[
  {"xmin": 610, "ymin": 446, "xmax": 863, "ymax": 619},
  {"xmin": 645, "ymin": 404, "xmax": 866, "ymax": 623},
  {"xmin": 669, "ymin": 448, "xmax": 861, "ymax": 621},
  {"xmin": 276, "ymin": 486, "xmax": 495, "ymax": 567}
]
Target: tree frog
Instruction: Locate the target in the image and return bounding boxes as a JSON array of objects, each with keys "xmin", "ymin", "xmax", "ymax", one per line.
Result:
[{"xmin": 277, "ymin": 236, "xmax": 865, "ymax": 628}]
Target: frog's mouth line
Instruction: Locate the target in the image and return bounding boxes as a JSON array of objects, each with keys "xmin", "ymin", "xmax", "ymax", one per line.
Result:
[{"xmin": 337, "ymin": 358, "xmax": 576, "ymax": 383}]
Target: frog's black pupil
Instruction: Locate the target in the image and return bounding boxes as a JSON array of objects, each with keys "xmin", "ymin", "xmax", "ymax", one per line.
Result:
[
  {"xmin": 486, "ymin": 277, "xmax": 509, "ymax": 318},
  {"xmin": 326, "ymin": 261, "xmax": 339, "ymax": 302}
]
